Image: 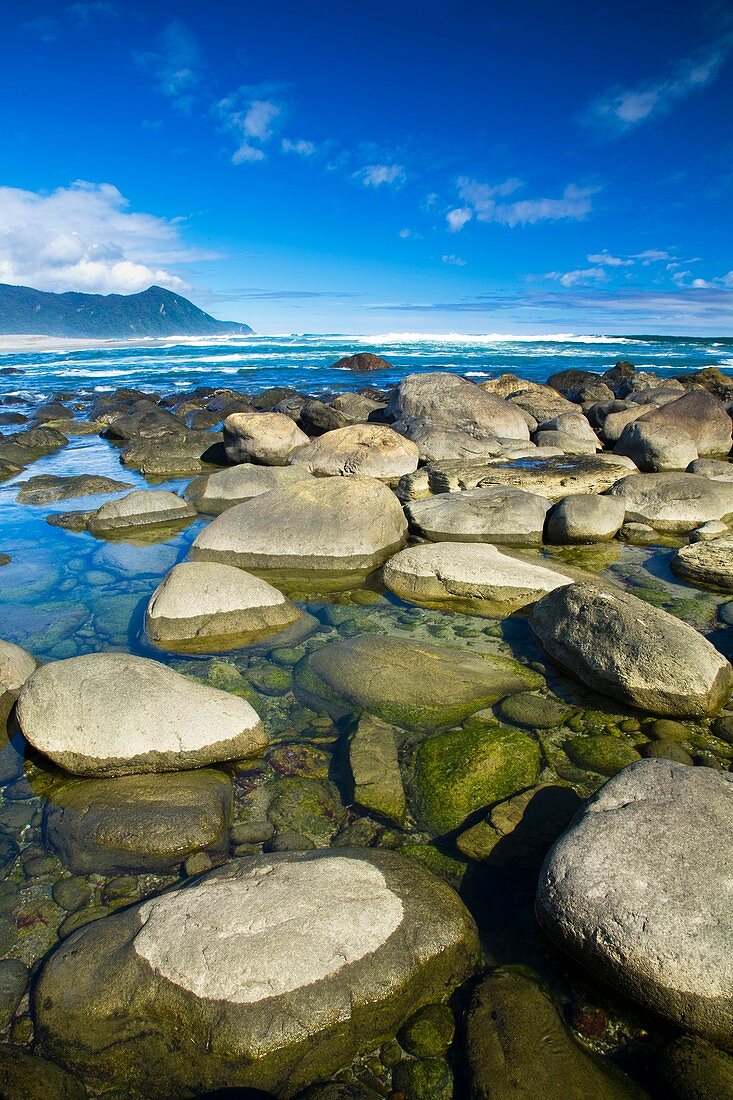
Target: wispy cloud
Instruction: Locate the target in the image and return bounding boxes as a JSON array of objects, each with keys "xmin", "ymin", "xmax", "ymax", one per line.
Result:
[
  {"xmin": 448, "ymin": 178, "xmax": 596, "ymax": 230},
  {"xmin": 587, "ymin": 36, "xmax": 733, "ymax": 134},
  {"xmin": 587, "ymin": 250, "xmax": 633, "ymax": 267},
  {"xmin": 356, "ymin": 164, "xmax": 405, "ymax": 188},
  {"xmin": 442, "ymin": 254, "xmax": 467, "ymax": 267},
  {"xmin": 135, "ymin": 20, "xmax": 201, "ymax": 113},
  {"xmin": 545, "ymin": 267, "xmax": 607, "ymax": 287},
  {"xmin": 216, "ymin": 89, "xmax": 284, "ymax": 164},
  {"xmin": 67, "ymin": 2, "xmax": 119, "ymax": 25},
  {"xmin": 281, "ymin": 138, "xmax": 316, "ymax": 156},
  {"xmin": 22, "ymin": 17, "xmax": 60, "ymax": 43},
  {"xmin": 0, "ymin": 181, "xmax": 217, "ymax": 295},
  {"xmin": 209, "ymin": 288, "xmax": 363, "ymax": 301}
]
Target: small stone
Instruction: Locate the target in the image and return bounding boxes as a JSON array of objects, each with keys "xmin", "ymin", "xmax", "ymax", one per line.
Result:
[
  {"xmin": 398, "ymin": 1003, "xmax": 455, "ymax": 1056},
  {"xmin": 183, "ymin": 852, "xmax": 213, "ymax": 877},
  {"xmin": 650, "ymin": 719, "xmax": 691, "ymax": 742},
  {"xmin": 641, "ymin": 740, "xmax": 694, "ymax": 764},
  {"xmin": 564, "ymin": 735, "xmax": 641, "ymax": 776},
  {"xmin": 496, "ymin": 692, "xmax": 574, "ymax": 729},
  {"xmin": 0, "ymin": 959, "xmax": 29, "ymax": 1029},
  {"xmin": 392, "ymin": 1057, "xmax": 453, "ymax": 1100},
  {"xmin": 262, "ymin": 832, "xmax": 315, "ymax": 852},
  {"xmin": 52, "ymin": 877, "xmax": 94, "ymax": 912},
  {"xmin": 229, "ymin": 820, "xmax": 275, "ymax": 844}
]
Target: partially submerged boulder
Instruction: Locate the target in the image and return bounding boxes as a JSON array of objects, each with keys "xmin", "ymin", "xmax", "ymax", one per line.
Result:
[
  {"xmin": 537, "ymin": 760, "xmax": 733, "ymax": 1048},
  {"xmin": 184, "ymin": 463, "xmax": 313, "ymax": 514},
  {"xmin": 87, "ymin": 489, "xmax": 195, "ymax": 535},
  {"xmin": 530, "ymin": 580, "xmax": 733, "ymax": 716},
  {"xmin": 34, "ymin": 850, "xmax": 479, "ymax": 1097},
  {"xmin": 17, "ymin": 653, "xmax": 266, "ymax": 776},
  {"xmin": 671, "ymin": 538, "xmax": 733, "ymax": 592},
  {"xmin": 405, "ymin": 486, "xmax": 550, "ymax": 546},
  {"xmin": 544, "ymin": 493, "xmax": 625, "ymax": 544}
]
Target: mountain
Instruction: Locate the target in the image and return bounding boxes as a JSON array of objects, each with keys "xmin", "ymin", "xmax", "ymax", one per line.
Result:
[{"xmin": 0, "ymin": 284, "xmax": 253, "ymax": 338}]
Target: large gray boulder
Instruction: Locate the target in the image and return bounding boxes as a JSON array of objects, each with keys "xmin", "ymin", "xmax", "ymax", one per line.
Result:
[
  {"xmin": 427, "ymin": 454, "xmax": 632, "ymax": 499},
  {"xmin": 383, "ymin": 542, "xmax": 570, "ymax": 613},
  {"xmin": 43, "ymin": 769, "xmax": 232, "ymax": 874},
  {"xmin": 529, "ymin": 580, "xmax": 733, "ymax": 716},
  {"xmin": 406, "ymin": 486, "xmax": 550, "ymax": 546},
  {"xmin": 687, "ymin": 457, "xmax": 733, "ymax": 482},
  {"xmin": 614, "ymin": 422, "xmax": 698, "ymax": 472},
  {"xmin": 17, "ymin": 653, "xmax": 266, "ymax": 776},
  {"xmin": 294, "ymin": 634, "xmax": 540, "ymax": 731},
  {"xmin": 640, "ymin": 389, "xmax": 732, "ymax": 456},
  {"xmin": 671, "ymin": 538, "xmax": 733, "ymax": 592},
  {"xmin": 404, "ymin": 424, "xmax": 504, "ymax": 463},
  {"xmin": 88, "ymin": 489, "xmax": 195, "ymax": 534},
  {"xmin": 388, "ymin": 372, "xmax": 530, "ymax": 443},
  {"xmin": 607, "ymin": 471, "xmax": 733, "ymax": 533},
  {"xmin": 0, "ymin": 640, "xmax": 37, "ymax": 702},
  {"xmin": 34, "ymin": 850, "xmax": 479, "ymax": 1097},
  {"xmin": 223, "ymin": 411, "xmax": 309, "ymax": 466},
  {"xmin": 537, "ymin": 760, "xmax": 733, "ymax": 1048},
  {"xmin": 190, "ymin": 476, "xmax": 407, "ymax": 582},
  {"xmin": 288, "ymin": 424, "xmax": 419, "ymax": 479},
  {"xmin": 545, "ymin": 493, "xmax": 626, "ymax": 544},
  {"xmin": 145, "ymin": 561, "xmax": 301, "ymax": 649},
  {"xmin": 184, "ymin": 463, "xmax": 313, "ymax": 513}
]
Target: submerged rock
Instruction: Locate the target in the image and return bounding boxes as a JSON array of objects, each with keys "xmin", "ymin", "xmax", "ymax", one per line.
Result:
[
  {"xmin": 383, "ymin": 542, "xmax": 570, "ymax": 614},
  {"xmin": 294, "ymin": 634, "xmax": 540, "ymax": 731},
  {"xmin": 17, "ymin": 653, "xmax": 266, "ymax": 776},
  {"xmin": 405, "ymin": 486, "xmax": 550, "ymax": 546},
  {"xmin": 0, "ymin": 1045, "xmax": 87, "ymax": 1100},
  {"xmin": 466, "ymin": 969, "xmax": 647, "ymax": 1099},
  {"xmin": 671, "ymin": 538, "xmax": 733, "ymax": 592},
  {"xmin": 43, "ymin": 769, "xmax": 232, "ymax": 874},
  {"xmin": 34, "ymin": 850, "xmax": 479, "ymax": 1097},
  {"xmin": 331, "ymin": 351, "xmax": 392, "ymax": 372},
  {"xmin": 190, "ymin": 476, "xmax": 407, "ymax": 583},
  {"xmin": 145, "ymin": 561, "xmax": 302, "ymax": 649},
  {"xmin": 16, "ymin": 474, "xmax": 132, "ymax": 504},
  {"xmin": 537, "ymin": 760, "xmax": 733, "ymax": 1049},
  {"xmin": 348, "ymin": 716, "xmax": 406, "ymax": 826},
  {"xmin": 184, "ymin": 462, "xmax": 313, "ymax": 513},
  {"xmin": 656, "ymin": 1035, "xmax": 733, "ymax": 1099},
  {"xmin": 289, "ymin": 423, "xmax": 419, "ymax": 480},
  {"xmin": 530, "ymin": 581, "xmax": 733, "ymax": 716},
  {"xmin": 87, "ymin": 489, "xmax": 195, "ymax": 535}
]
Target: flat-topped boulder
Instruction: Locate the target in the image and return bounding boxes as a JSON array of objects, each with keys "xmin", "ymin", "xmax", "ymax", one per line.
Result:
[
  {"xmin": 184, "ymin": 463, "xmax": 314, "ymax": 514},
  {"xmin": 545, "ymin": 493, "xmax": 626, "ymax": 544},
  {"xmin": 294, "ymin": 634, "xmax": 540, "ymax": 731},
  {"xmin": 16, "ymin": 474, "xmax": 132, "ymax": 504},
  {"xmin": 288, "ymin": 424, "xmax": 419, "ymax": 479},
  {"xmin": 426, "ymin": 454, "xmax": 631, "ymax": 499},
  {"xmin": 383, "ymin": 543, "xmax": 570, "ymax": 614},
  {"xmin": 190, "ymin": 476, "xmax": 407, "ymax": 582},
  {"xmin": 16, "ymin": 653, "xmax": 266, "ymax": 776},
  {"xmin": 145, "ymin": 561, "xmax": 302, "ymax": 649},
  {"xmin": 388, "ymin": 372, "xmax": 530, "ymax": 442},
  {"xmin": 87, "ymin": 489, "xmax": 196, "ymax": 534},
  {"xmin": 43, "ymin": 769, "xmax": 232, "ymax": 874},
  {"xmin": 224, "ymin": 411, "xmax": 309, "ymax": 466},
  {"xmin": 405, "ymin": 486, "xmax": 549, "ymax": 546},
  {"xmin": 121, "ymin": 430, "xmax": 224, "ymax": 474},
  {"xmin": 671, "ymin": 538, "xmax": 733, "ymax": 592},
  {"xmin": 34, "ymin": 850, "xmax": 479, "ymax": 1097},
  {"xmin": 537, "ymin": 760, "xmax": 733, "ymax": 1048},
  {"xmin": 606, "ymin": 471, "xmax": 733, "ymax": 533},
  {"xmin": 530, "ymin": 581, "xmax": 733, "ymax": 716}
]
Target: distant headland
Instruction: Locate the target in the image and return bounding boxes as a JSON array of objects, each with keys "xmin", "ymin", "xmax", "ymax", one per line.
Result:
[{"xmin": 0, "ymin": 283, "xmax": 253, "ymax": 339}]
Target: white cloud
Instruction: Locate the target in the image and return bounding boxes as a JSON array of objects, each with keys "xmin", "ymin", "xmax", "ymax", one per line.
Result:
[
  {"xmin": 357, "ymin": 164, "xmax": 405, "ymax": 187},
  {"xmin": 282, "ymin": 138, "xmax": 316, "ymax": 156},
  {"xmin": 217, "ymin": 90, "xmax": 283, "ymax": 165},
  {"xmin": 453, "ymin": 178, "xmax": 596, "ymax": 229},
  {"xmin": 442, "ymin": 254, "xmax": 467, "ymax": 267},
  {"xmin": 588, "ymin": 38, "xmax": 732, "ymax": 133},
  {"xmin": 446, "ymin": 207, "xmax": 472, "ymax": 232},
  {"xmin": 587, "ymin": 250, "xmax": 634, "ymax": 266},
  {"xmin": 0, "ymin": 181, "xmax": 215, "ymax": 295},
  {"xmin": 545, "ymin": 267, "xmax": 607, "ymax": 288},
  {"xmin": 241, "ymin": 100, "xmax": 280, "ymax": 140},
  {"xmin": 634, "ymin": 249, "xmax": 673, "ymax": 263},
  {"xmin": 135, "ymin": 20, "xmax": 201, "ymax": 113}
]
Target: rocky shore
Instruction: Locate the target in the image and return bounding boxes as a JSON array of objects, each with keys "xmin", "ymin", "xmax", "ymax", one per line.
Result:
[{"xmin": 1, "ymin": 358, "xmax": 733, "ymax": 1098}]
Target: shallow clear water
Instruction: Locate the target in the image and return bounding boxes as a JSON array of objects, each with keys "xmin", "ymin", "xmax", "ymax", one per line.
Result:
[{"xmin": 0, "ymin": 338, "xmax": 732, "ymax": 1096}]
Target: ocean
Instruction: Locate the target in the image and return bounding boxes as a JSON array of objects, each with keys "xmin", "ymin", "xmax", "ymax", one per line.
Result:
[{"xmin": 1, "ymin": 331, "xmax": 732, "ymax": 404}]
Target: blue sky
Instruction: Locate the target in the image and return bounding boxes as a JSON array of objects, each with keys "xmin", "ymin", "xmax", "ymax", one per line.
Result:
[{"xmin": 1, "ymin": 0, "xmax": 732, "ymax": 334}]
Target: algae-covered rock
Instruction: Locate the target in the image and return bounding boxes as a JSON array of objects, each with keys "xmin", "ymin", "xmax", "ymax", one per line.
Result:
[
  {"xmin": 0, "ymin": 1045, "xmax": 87, "ymax": 1099},
  {"xmin": 456, "ymin": 783, "xmax": 581, "ymax": 869},
  {"xmin": 43, "ymin": 770, "xmax": 232, "ymax": 874},
  {"xmin": 267, "ymin": 776, "xmax": 347, "ymax": 846},
  {"xmin": 410, "ymin": 721, "xmax": 540, "ymax": 834},
  {"xmin": 496, "ymin": 692, "xmax": 574, "ymax": 730},
  {"xmin": 656, "ymin": 1035, "xmax": 733, "ymax": 1099},
  {"xmin": 392, "ymin": 1056, "xmax": 453, "ymax": 1100},
  {"xmin": 466, "ymin": 969, "xmax": 647, "ymax": 1099},
  {"xmin": 398, "ymin": 1003, "xmax": 455, "ymax": 1056},
  {"xmin": 563, "ymin": 734, "xmax": 641, "ymax": 776},
  {"xmin": 349, "ymin": 716, "xmax": 406, "ymax": 826},
  {"xmin": 34, "ymin": 850, "xmax": 479, "ymax": 1098},
  {"xmin": 294, "ymin": 635, "xmax": 540, "ymax": 732}
]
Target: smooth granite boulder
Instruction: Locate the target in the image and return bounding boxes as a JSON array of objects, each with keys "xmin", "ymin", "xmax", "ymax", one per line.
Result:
[
  {"xmin": 640, "ymin": 389, "xmax": 732, "ymax": 456},
  {"xmin": 184, "ymin": 463, "xmax": 314, "ymax": 514},
  {"xmin": 294, "ymin": 635, "xmax": 540, "ymax": 731},
  {"xmin": 388, "ymin": 372, "xmax": 530, "ymax": 442},
  {"xmin": 190, "ymin": 476, "xmax": 407, "ymax": 582},
  {"xmin": 223, "ymin": 411, "xmax": 309, "ymax": 466},
  {"xmin": 687, "ymin": 457, "xmax": 733, "ymax": 482},
  {"xmin": 537, "ymin": 760, "xmax": 733, "ymax": 1048},
  {"xmin": 145, "ymin": 561, "xmax": 302, "ymax": 649},
  {"xmin": 17, "ymin": 653, "xmax": 266, "ymax": 776},
  {"xmin": 427, "ymin": 454, "xmax": 631, "ymax": 499},
  {"xmin": 530, "ymin": 581, "xmax": 733, "ymax": 716},
  {"xmin": 544, "ymin": 493, "xmax": 626, "ymax": 543},
  {"xmin": 43, "ymin": 769, "xmax": 232, "ymax": 874},
  {"xmin": 405, "ymin": 424, "xmax": 504, "ymax": 463},
  {"xmin": 383, "ymin": 542, "xmax": 570, "ymax": 614},
  {"xmin": 289, "ymin": 424, "xmax": 419, "ymax": 479},
  {"xmin": 614, "ymin": 421, "xmax": 698, "ymax": 472},
  {"xmin": 606, "ymin": 472, "xmax": 733, "ymax": 533},
  {"xmin": 405, "ymin": 486, "xmax": 550, "ymax": 546},
  {"xmin": 671, "ymin": 538, "xmax": 733, "ymax": 592},
  {"xmin": 34, "ymin": 850, "xmax": 480, "ymax": 1098},
  {"xmin": 0, "ymin": 640, "xmax": 37, "ymax": 701},
  {"xmin": 88, "ymin": 489, "xmax": 195, "ymax": 535},
  {"xmin": 466, "ymin": 969, "xmax": 647, "ymax": 1099}
]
